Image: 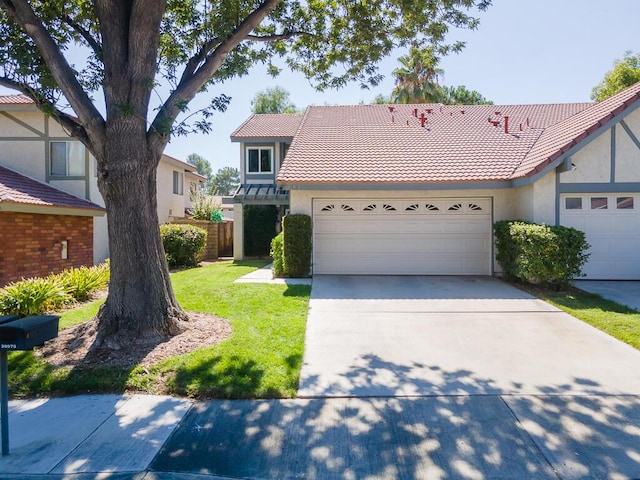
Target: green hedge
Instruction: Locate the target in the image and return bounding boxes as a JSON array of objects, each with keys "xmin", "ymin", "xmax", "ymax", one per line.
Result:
[
  {"xmin": 282, "ymin": 214, "xmax": 312, "ymax": 278},
  {"xmin": 270, "ymin": 231, "xmax": 284, "ymax": 278},
  {"xmin": 244, "ymin": 205, "xmax": 278, "ymax": 256},
  {"xmin": 494, "ymin": 220, "xmax": 590, "ymax": 289},
  {"xmin": 160, "ymin": 223, "xmax": 207, "ymax": 267}
]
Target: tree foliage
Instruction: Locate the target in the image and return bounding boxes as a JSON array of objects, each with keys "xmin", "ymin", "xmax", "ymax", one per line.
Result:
[
  {"xmin": 187, "ymin": 153, "xmax": 212, "ymax": 181},
  {"xmin": 591, "ymin": 51, "xmax": 640, "ymax": 101},
  {"xmin": 211, "ymin": 166, "xmax": 240, "ymax": 196},
  {"xmin": 440, "ymin": 85, "xmax": 492, "ymax": 105},
  {"xmin": 252, "ymin": 85, "xmax": 297, "ymax": 113},
  {"xmin": 0, "ymin": 0, "xmax": 492, "ymax": 347}
]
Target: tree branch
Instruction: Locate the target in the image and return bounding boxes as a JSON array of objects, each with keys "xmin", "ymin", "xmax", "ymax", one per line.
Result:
[
  {"xmin": 62, "ymin": 14, "xmax": 103, "ymax": 60},
  {"xmin": 0, "ymin": 0, "xmax": 105, "ymax": 150},
  {"xmin": 149, "ymin": 0, "xmax": 282, "ymax": 151},
  {"xmin": 0, "ymin": 76, "xmax": 91, "ymax": 144}
]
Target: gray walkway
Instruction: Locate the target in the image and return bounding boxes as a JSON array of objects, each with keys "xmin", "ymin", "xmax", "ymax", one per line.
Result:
[
  {"xmin": 299, "ymin": 275, "xmax": 640, "ymax": 397},
  {"xmin": 575, "ymin": 280, "xmax": 640, "ymax": 311}
]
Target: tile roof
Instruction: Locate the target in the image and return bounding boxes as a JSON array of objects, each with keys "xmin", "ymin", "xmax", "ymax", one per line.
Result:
[
  {"xmin": 269, "ymin": 82, "xmax": 640, "ymax": 184},
  {"xmin": 230, "ymin": 113, "xmax": 304, "ymax": 140},
  {"xmin": 0, "ymin": 94, "xmax": 34, "ymax": 105},
  {"xmin": 0, "ymin": 166, "xmax": 104, "ymax": 213}
]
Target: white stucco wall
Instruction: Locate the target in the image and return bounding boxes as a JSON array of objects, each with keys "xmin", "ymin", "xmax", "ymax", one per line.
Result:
[
  {"xmin": 560, "ymin": 130, "xmax": 611, "ymax": 183},
  {"xmin": 0, "ymin": 111, "xmax": 44, "ymax": 137},
  {"xmin": 0, "ymin": 141, "xmax": 46, "ymax": 180},
  {"xmin": 530, "ymin": 171, "xmax": 557, "ymax": 225},
  {"xmin": 615, "ymin": 109, "xmax": 640, "ymax": 183},
  {"xmin": 156, "ymin": 161, "xmax": 185, "ymax": 223}
]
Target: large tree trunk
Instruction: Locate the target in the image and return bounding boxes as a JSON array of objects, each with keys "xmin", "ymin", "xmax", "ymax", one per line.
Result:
[{"xmin": 93, "ymin": 126, "xmax": 186, "ymax": 352}]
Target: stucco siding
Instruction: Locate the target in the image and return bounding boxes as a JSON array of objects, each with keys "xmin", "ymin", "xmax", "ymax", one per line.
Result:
[
  {"xmin": 0, "ymin": 111, "xmax": 44, "ymax": 137},
  {"xmin": 49, "ymin": 179, "xmax": 86, "ymax": 199},
  {"xmin": 0, "ymin": 141, "xmax": 46, "ymax": 181},
  {"xmin": 561, "ymin": 130, "xmax": 611, "ymax": 183},
  {"xmin": 615, "ymin": 111, "xmax": 640, "ymax": 182},
  {"xmin": 530, "ymin": 171, "xmax": 557, "ymax": 225}
]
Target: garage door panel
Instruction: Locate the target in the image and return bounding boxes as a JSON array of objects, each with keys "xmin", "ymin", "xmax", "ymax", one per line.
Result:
[
  {"xmin": 313, "ymin": 198, "xmax": 492, "ymax": 275},
  {"xmin": 560, "ymin": 194, "xmax": 640, "ymax": 280}
]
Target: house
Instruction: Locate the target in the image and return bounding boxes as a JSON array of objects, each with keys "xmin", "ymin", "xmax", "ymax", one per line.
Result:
[
  {"xmin": 0, "ymin": 94, "xmax": 205, "ymax": 281},
  {"xmin": 227, "ymin": 82, "xmax": 640, "ymax": 280}
]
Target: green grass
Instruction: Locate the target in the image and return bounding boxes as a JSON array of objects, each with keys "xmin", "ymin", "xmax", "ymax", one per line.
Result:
[
  {"xmin": 9, "ymin": 261, "xmax": 311, "ymax": 399},
  {"xmin": 519, "ymin": 284, "xmax": 640, "ymax": 350}
]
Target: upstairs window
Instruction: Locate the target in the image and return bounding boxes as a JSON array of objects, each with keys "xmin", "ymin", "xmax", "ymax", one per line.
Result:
[
  {"xmin": 173, "ymin": 171, "xmax": 184, "ymax": 195},
  {"xmin": 246, "ymin": 147, "xmax": 273, "ymax": 173},
  {"xmin": 50, "ymin": 141, "xmax": 85, "ymax": 177}
]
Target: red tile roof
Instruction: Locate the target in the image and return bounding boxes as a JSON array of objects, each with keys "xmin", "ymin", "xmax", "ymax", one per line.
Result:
[
  {"xmin": 231, "ymin": 113, "xmax": 304, "ymax": 140},
  {"xmin": 0, "ymin": 94, "xmax": 34, "ymax": 105},
  {"xmin": 245, "ymin": 82, "xmax": 640, "ymax": 185},
  {"xmin": 0, "ymin": 166, "xmax": 104, "ymax": 213}
]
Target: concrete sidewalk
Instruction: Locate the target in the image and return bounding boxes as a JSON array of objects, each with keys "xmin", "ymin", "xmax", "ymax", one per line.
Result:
[{"xmin": 2, "ymin": 394, "xmax": 640, "ymax": 479}]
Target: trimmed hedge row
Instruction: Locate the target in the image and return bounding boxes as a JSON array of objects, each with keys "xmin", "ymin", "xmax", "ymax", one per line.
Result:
[
  {"xmin": 160, "ymin": 223, "xmax": 207, "ymax": 268},
  {"xmin": 494, "ymin": 220, "xmax": 590, "ymax": 289},
  {"xmin": 270, "ymin": 214, "xmax": 312, "ymax": 278}
]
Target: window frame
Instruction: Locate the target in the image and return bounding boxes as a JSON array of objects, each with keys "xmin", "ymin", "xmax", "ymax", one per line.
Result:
[
  {"xmin": 245, "ymin": 146, "xmax": 274, "ymax": 174},
  {"xmin": 49, "ymin": 141, "xmax": 86, "ymax": 178},
  {"xmin": 173, "ymin": 171, "xmax": 184, "ymax": 195}
]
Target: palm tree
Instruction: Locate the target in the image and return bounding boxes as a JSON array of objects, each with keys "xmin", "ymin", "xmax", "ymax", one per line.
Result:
[{"xmin": 391, "ymin": 46, "xmax": 444, "ymax": 103}]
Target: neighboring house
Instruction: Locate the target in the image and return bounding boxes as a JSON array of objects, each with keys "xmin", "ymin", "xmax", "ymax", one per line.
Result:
[
  {"xmin": 227, "ymin": 82, "xmax": 640, "ymax": 280},
  {"xmin": 0, "ymin": 165, "xmax": 104, "ymax": 285},
  {"xmin": 0, "ymin": 94, "xmax": 205, "ymax": 268}
]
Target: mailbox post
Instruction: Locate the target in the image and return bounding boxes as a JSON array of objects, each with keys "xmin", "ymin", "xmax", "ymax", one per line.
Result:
[{"xmin": 0, "ymin": 315, "xmax": 59, "ymax": 455}]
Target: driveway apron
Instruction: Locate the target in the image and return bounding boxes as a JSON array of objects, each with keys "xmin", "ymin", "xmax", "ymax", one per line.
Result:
[{"xmin": 299, "ymin": 275, "xmax": 640, "ymax": 397}]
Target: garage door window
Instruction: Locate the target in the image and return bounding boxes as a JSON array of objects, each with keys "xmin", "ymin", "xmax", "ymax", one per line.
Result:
[
  {"xmin": 590, "ymin": 197, "xmax": 608, "ymax": 210},
  {"xmin": 617, "ymin": 197, "xmax": 634, "ymax": 209},
  {"xmin": 565, "ymin": 197, "xmax": 582, "ymax": 210}
]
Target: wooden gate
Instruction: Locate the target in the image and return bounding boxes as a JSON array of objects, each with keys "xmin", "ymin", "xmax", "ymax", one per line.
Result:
[{"xmin": 217, "ymin": 221, "xmax": 234, "ymax": 257}]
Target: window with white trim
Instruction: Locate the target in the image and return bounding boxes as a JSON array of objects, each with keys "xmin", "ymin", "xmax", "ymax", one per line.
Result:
[
  {"xmin": 246, "ymin": 147, "xmax": 273, "ymax": 173},
  {"xmin": 173, "ymin": 171, "xmax": 184, "ymax": 195},
  {"xmin": 50, "ymin": 141, "xmax": 85, "ymax": 177}
]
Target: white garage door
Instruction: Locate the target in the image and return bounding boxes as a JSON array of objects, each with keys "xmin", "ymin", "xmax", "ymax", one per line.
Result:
[
  {"xmin": 560, "ymin": 194, "xmax": 640, "ymax": 280},
  {"xmin": 313, "ymin": 198, "xmax": 492, "ymax": 275}
]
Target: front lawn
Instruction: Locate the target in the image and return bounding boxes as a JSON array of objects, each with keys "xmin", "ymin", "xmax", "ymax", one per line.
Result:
[
  {"xmin": 519, "ymin": 284, "xmax": 640, "ymax": 351},
  {"xmin": 9, "ymin": 260, "xmax": 311, "ymax": 399}
]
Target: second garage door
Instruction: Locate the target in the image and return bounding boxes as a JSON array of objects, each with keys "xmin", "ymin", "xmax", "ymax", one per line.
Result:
[{"xmin": 313, "ymin": 198, "xmax": 492, "ymax": 275}]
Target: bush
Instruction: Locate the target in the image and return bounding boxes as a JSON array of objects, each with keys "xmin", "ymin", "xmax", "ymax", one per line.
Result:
[
  {"xmin": 270, "ymin": 232, "xmax": 284, "ymax": 278},
  {"xmin": 56, "ymin": 262, "xmax": 110, "ymax": 302},
  {"xmin": 282, "ymin": 214, "xmax": 312, "ymax": 277},
  {"xmin": 190, "ymin": 190, "xmax": 222, "ymax": 222},
  {"xmin": 160, "ymin": 224, "xmax": 207, "ymax": 267},
  {"xmin": 244, "ymin": 205, "xmax": 278, "ymax": 256},
  {"xmin": 0, "ymin": 277, "xmax": 71, "ymax": 316},
  {"xmin": 494, "ymin": 220, "xmax": 590, "ymax": 289}
]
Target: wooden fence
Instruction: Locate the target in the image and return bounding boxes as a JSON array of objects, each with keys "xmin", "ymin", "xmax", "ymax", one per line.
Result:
[{"xmin": 171, "ymin": 219, "xmax": 233, "ymax": 260}]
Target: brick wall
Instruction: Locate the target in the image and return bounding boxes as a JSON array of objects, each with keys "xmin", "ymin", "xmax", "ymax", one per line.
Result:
[{"xmin": 0, "ymin": 212, "xmax": 94, "ymax": 286}]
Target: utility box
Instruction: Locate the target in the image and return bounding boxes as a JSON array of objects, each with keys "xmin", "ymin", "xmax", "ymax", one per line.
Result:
[
  {"xmin": 0, "ymin": 315, "xmax": 59, "ymax": 351},
  {"xmin": 0, "ymin": 316, "xmax": 20, "ymax": 326}
]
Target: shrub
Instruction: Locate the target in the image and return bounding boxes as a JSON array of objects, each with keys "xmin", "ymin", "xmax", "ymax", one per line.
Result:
[
  {"xmin": 494, "ymin": 220, "xmax": 590, "ymax": 289},
  {"xmin": 190, "ymin": 190, "xmax": 222, "ymax": 222},
  {"xmin": 270, "ymin": 231, "xmax": 284, "ymax": 278},
  {"xmin": 282, "ymin": 214, "xmax": 312, "ymax": 277},
  {"xmin": 0, "ymin": 277, "xmax": 71, "ymax": 316},
  {"xmin": 160, "ymin": 224, "xmax": 207, "ymax": 267},
  {"xmin": 244, "ymin": 205, "xmax": 278, "ymax": 256},
  {"xmin": 56, "ymin": 262, "xmax": 110, "ymax": 302}
]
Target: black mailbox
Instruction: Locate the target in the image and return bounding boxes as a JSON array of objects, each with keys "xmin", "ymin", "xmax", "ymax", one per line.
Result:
[
  {"xmin": 0, "ymin": 315, "xmax": 59, "ymax": 351},
  {"xmin": 0, "ymin": 316, "xmax": 20, "ymax": 326}
]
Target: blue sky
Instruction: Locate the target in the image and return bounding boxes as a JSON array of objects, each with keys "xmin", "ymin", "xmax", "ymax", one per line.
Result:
[{"xmin": 162, "ymin": 0, "xmax": 640, "ymax": 173}]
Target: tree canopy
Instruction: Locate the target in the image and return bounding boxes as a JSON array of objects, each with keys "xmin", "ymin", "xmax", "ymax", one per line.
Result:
[
  {"xmin": 591, "ymin": 51, "xmax": 640, "ymax": 101},
  {"xmin": 251, "ymin": 86, "xmax": 297, "ymax": 114},
  {"xmin": 211, "ymin": 166, "xmax": 240, "ymax": 196},
  {"xmin": 187, "ymin": 153, "xmax": 212, "ymax": 180},
  {"xmin": 0, "ymin": 0, "xmax": 492, "ymax": 348}
]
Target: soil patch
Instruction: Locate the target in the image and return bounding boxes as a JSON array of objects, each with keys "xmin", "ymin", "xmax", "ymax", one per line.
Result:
[{"xmin": 38, "ymin": 311, "xmax": 232, "ymax": 369}]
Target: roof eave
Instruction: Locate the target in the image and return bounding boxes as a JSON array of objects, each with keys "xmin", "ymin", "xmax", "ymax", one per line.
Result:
[{"xmin": 0, "ymin": 201, "xmax": 106, "ymax": 217}]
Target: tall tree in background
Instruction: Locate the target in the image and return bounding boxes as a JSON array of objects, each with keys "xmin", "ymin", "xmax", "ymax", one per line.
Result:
[
  {"xmin": 392, "ymin": 46, "xmax": 444, "ymax": 103},
  {"xmin": 211, "ymin": 166, "xmax": 240, "ymax": 195},
  {"xmin": 187, "ymin": 153, "xmax": 212, "ymax": 183},
  {"xmin": 592, "ymin": 51, "xmax": 640, "ymax": 101},
  {"xmin": 440, "ymin": 85, "xmax": 493, "ymax": 105},
  {"xmin": 251, "ymin": 86, "xmax": 298, "ymax": 114},
  {"xmin": 0, "ymin": 0, "xmax": 491, "ymax": 352}
]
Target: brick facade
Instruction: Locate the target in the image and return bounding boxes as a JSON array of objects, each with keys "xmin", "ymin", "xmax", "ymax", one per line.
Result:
[{"xmin": 0, "ymin": 212, "xmax": 94, "ymax": 286}]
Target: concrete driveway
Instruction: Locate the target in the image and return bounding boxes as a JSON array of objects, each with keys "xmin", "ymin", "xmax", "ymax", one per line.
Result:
[
  {"xmin": 299, "ymin": 275, "xmax": 640, "ymax": 397},
  {"xmin": 575, "ymin": 280, "xmax": 640, "ymax": 311}
]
